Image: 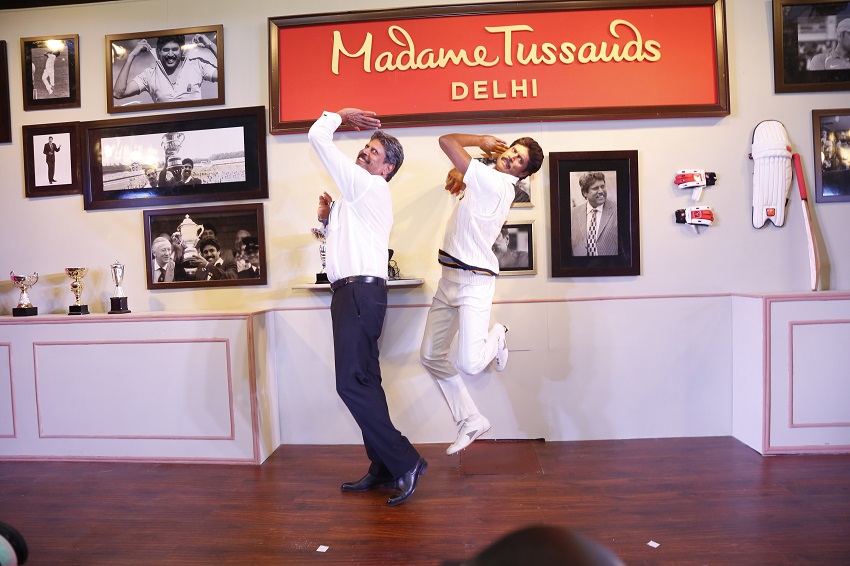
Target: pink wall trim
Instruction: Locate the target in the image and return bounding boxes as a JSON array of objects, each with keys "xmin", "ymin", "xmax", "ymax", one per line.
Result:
[{"xmin": 0, "ymin": 343, "xmax": 14, "ymax": 439}]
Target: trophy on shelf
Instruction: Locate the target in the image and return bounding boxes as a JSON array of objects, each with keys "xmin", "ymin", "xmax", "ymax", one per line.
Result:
[
  {"xmin": 10, "ymin": 271, "xmax": 39, "ymax": 317},
  {"xmin": 108, "ymin": 260, "xmax": 131, "ymax": 314},
  {"xmin": 173, "ymin": 214, "xmax": 204, "ymax": 276},
  {"xmin": 65, "ymin": 267, "xmax": 89, "ymax": 315},
  {"xmin": 311, "ymin": 226, "xmax": 329, "ymax": 284}
]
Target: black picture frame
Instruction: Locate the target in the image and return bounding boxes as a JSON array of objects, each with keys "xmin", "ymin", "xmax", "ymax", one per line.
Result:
[
  {"xmin": 143, "ymin": 203, "xmax": 267, "ymax": 290},
  {"xmin": 20, "ymin": 34, "xmax": 80, "ymax": 110},
  {"xmin": 81, "ymin": 106, "xmax": 268, "ymax": 211},
  {"xmin": 106, "ymin": 25, "xmax": 224, "ymax": 114},
  {"xmin": 773, "ymin": 0, "xmax": 850, "ymax": 93},
  {"xmin": 0, "ymin": 41, "xmax": 11, "ymax": 143},
  {"xmin": 812, "ymin": 107, "xmax": 850, "ymax": 202},
  {"xmin": 495, "ymin": 221, "xmax": 536, "ymax": 276},
  {"xmin": 549, "ymin": 150, "xmax": 640, "ymax": 278},
  {"xmin": 22, "ymin": 121, "xmax": 81, "ymax": 197}
]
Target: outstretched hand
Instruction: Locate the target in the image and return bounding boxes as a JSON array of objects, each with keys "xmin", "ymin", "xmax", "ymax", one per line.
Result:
[
  {"xmin": 317, "ymin": 191, "xmax": 333, "ymax": 221},
  {"xmin": 337, "ymin": 108, "xmax": 382, "ymax": 131},
  {"xmin": 479, "ymin": 135, "xmax": 509, "ymax": 159}
]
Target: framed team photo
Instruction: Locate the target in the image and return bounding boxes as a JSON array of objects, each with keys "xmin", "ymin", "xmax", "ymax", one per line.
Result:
[
  {"xmin": 143, "ymin": 203, "xmax": 267, "ymax": 290},
  {"xmin": 548, "ymin": 150, "xmax": 640, "ymax": 278},
  {"xmin": 812, "ymin": 108, "xmax": 850, "ymax": 202},
  {"xmin": 495, "ymin": 221, "xmax": 536, "ymax": 276},
  {"xmin": 106, "ymin": 25, "xmax": 224, "ymax": 114},
  {"xmin": 20, "ymin": 34, "xmax": 80, "ymax": 110},
  {"xmin": 22, "ymin": 121, "xmax": 81, "ymax": 198},
  {"xmin": 773, "ymin": 0, "xmax": 850, "ymax": 93},
  {"xmin": 81, "ymin": 106, "xmax": 268, "ymax": 210}
]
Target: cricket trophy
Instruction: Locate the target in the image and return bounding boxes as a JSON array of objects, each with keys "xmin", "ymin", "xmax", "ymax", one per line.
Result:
[
  {"xmin": 108, "ymin": 260, "xmax": 131, "ymax": 314},
  {"xmin": 65, "ymin": 267, "xmax": 89, "ymax": 315},
  {"xmin": 10, "ymin": 271, "xmax": 39, "ymax": 317}
]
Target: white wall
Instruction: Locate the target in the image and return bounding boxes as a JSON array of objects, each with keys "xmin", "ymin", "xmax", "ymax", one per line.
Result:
[{"xmin": 0, "ymin": 1, "xmax": 848, "ymax": 446}]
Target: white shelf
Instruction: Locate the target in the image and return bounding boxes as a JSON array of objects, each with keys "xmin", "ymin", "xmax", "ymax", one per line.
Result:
[{"xmin": 292, "ymin": 278, "xmax": 424, "ymax": 291}]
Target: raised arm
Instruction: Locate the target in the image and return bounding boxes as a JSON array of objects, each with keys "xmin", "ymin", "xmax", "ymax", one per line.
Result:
[
  {"xmin": 113, "ymin": 40, "xmax": 149, "ymax": 99},
  {"xmin": 439, "ymin": 134, "xmax": 509, "ymax": 175}
]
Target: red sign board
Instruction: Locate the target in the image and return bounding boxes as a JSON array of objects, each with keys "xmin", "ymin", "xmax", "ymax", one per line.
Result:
[{"xmin": 269, "ymin": 1, "xmax": 729, "ymax": 134}]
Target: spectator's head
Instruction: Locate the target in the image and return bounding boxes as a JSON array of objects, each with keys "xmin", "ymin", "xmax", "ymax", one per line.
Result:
[
  {"xmin": 837, "ymin": 18, "xmax": 850, "ymax": 49},
  {"xmin": 145, "ymin": 167, "xmax": 159, "ymax": 186},
  {"xmin": 242, "ymin": 237, "xmax": 260, "ymax": 268},
  {"xmin": 181, "ymin": 158, "xmax": 194, "ymax": 180},
  {"xmin": 151, "ymin": 236, "xmax": 173, "ymax": 264},
  {"xmin": 493, "ymin": 226, "xmax": 510, "ymax": 254},
  {"xmin": 200, "ymin": 224, "xmax": 216, "ymax": 239}
]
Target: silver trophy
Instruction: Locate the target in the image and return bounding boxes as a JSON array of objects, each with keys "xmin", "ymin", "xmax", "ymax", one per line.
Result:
[
  {"xmin": 108, "ymin": 260, "xmax": 131, "ymax": 314},
  {"xmin": 161, "ymin": 132, "xmax": 186, "ymax": 170},
  {"xmin": 65, "ymin": 267, "xmax": 90, "ymax": 315},
  {"xmin": 10, "ymin": 271, "xmax": 39, "ymax": 317},
  {"xmin": 311, "ymin": 226, "xmax": 329, "ymax": 284},
  {"xmin": 173, "ymin": 214, "xmax": 205, "ymax": 276}
]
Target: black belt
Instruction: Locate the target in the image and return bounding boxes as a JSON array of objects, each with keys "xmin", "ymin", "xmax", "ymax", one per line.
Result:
[{"xmin": 330, "ymin": 275, "xmax": 387, "ymax": 292}]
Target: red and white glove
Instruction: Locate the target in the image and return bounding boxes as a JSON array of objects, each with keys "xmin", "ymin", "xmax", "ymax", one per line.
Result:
[
  {"xmin": 675, "ymin": 206, "xmax": 714, "ymax": 233},
  {"xmin": 675, "ymin": 170, "xmax": 717, "ymax": 202}
]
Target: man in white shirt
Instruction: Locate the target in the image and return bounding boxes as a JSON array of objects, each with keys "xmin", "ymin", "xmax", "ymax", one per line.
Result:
[
  {"xmin": 310, "ymin": 108, "xmax": 425, "ymax": 507},
  {"xmin": 570, "ymin": 171, "xmax": 618, "ymax": 257},
  {"xmin": 420, "ymin": 133, "xmax": 543, "ymax": 455}
]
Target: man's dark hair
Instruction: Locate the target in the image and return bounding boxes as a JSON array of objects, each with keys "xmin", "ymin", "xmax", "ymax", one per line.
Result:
[
  {"xmin": 182, "ymin": 158, "xmax": 194, "ymax": 167},
  {"xmin": 510, "ymin": 137, "xmax": 544, "ymax": 179},
  {"xmin": 157, "ymin": 35, "xmax": 185, "ymax": 50},
  {"xmin": 197, "ymin": 236, "xmax": 221, "ymax": 252},
  {"xmin": 371, "ymin": 130, "xmax": 404, "ymax": 182},
  {"xmin": 579, "ymin": 171, "xmax": 606, "ymax": 195}
]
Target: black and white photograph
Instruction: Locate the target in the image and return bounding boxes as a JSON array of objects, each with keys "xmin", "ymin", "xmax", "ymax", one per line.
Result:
[
  {"xmin": 494, "ymin": 221, "xmax": 536, "ymax": 275},
  {"xmin": 106, "ymin": 25, "xmax": 224, "ymax": 114},
  {"xmin": 813, "ymin": 108, "xmax": 850, "ymax": 202},
  {"xmin": 20, "ymin": 34, "xmax": 80, "ymax": 110},
  {"xmin": 22, "ymin": 122, "xmax": 81, "ymax": 198},
  {"xmin": 82, "ymin": 106, "xmax": 268, "ymax": 210},
  {"xmin": 0, "ymin": 41, "xmax": 11, "ymax": 143},
  {"xmin": 549, "ymin": 150, "xmax": 640, "ymax": 278},
  {"xmin": 143, "ymin": 203, "xmax": 266, "ymax": 290},
  {"xmin": 773, "ymin": 0, "xmax": 850, "ymax": 92}
]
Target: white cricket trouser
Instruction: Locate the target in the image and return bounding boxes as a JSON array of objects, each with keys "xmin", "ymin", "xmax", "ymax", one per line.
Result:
[{"xmin": 420, "ymin": 276, "xmax": 501, "ymax": 423}]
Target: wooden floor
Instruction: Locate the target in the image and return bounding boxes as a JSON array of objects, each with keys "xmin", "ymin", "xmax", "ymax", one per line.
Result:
[{"xmin": 1, "ymin": 436, "xmax": 849, "ymax": 565}]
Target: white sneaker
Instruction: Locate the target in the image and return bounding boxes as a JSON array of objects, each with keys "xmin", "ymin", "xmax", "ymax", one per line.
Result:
[
  {"xmin": 446, "ymin": 416, "xmax": 491, "ymax": 455},
  {"xmin": 493, "ymin": 324, "xmax": 509, "ymax": 372}
]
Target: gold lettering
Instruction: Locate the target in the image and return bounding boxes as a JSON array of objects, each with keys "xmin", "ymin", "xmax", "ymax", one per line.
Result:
[
  {"xmin": 486, "ymin": 24, "xmax": 533, "ymax": 66},
  {"xmin": 512, "ymin": 79, "xmax": 527, "ymax": 97},
  {"xmin": 559, "ymin": 42, "xmax": 576, "ymax": 64},
  {"xmin": 452, "ymin": 82, "xmax": 469, "ymax": 100},
  {"xmin": 493, "ymin": 80, "xmax": 506, "ymax": 99},
  {"xmin": 332, "ymin": 30, "xmax": 372, "ymax": 74},
  {"xmin": 473, "ymin": 80, "xmax": 488, "ymax": 99}
]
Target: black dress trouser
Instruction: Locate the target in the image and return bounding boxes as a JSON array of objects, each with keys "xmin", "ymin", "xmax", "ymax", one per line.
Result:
[{"xmin": 330, "ymin": 280, "xmax": 420, "ymax": 479}]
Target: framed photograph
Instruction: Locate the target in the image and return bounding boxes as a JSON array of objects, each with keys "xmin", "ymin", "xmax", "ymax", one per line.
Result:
[
  {"xmin": 20, "ymin": 34, "xmax": 80, "ymax": 110},
  {"xmin": 143, "ymin": 203, "xmax": 266, "ymax": 290},
  {"xmin": 0, "ymin": 41, "xmax": 11, "ymax": 143},
  {"xmin": 812, "ymin": 108, "xmax": 850, "ymax": 202},
  {"xmin": 106, "ymin": 25, "xmax": 224, "ymax": 114},
  {"xmin": 548, "ymin": 150, "xmax": 640, "ymax": 278},
  {"xmin": 22, "ymin": 121, "xmax": 81, "ymax": 197},
  {"xmin": 81, "ymin": 106, "xmax": 268, "ymax": 211},
  {"xmin": 495, "ymin": 221, "xmax": 536, "ymax": 276},
  {"xmin": 773, "ymin": 0, "xmax": 850, "ymax": 93}
]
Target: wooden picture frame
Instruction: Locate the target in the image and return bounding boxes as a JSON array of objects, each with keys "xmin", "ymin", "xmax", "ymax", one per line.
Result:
[
  {"xmin": 81, "ymin": 106, "xmax": 268, "ymax": 211},
  {"xmin": 22, "ymin": 121, "xmax": 81, "ymax": 197},
  {"xmin": 496, "ymin": 221, "xmax": 536, "ymax": 276},
  {"xmin": 549, "ymin": 150, "xmax": 640, "ymax": 277},
  {"xmin": 144, "ymin": 203, "xmax": 266, "ymax": 290},
  {"xmin": 20, "ymin": 34, "xmax": 80, "ymax": 110},
  {"xmin": 773, "ymin": 0, "xmax": 850, "ymax": 93},
  {"xmin": 269, "ymin": 0, "xmax": 729, "ymax": 134},
  {"xmin": 812, "ymin": 108, "xmax": 850, "ymax": 202},
  {"xmin": 0, "ymin": 41, "xmax": 11, "ymax": 143},
  {"xmin": 106, "ymin": 25, "xmax": 224, "ymax": 114}
]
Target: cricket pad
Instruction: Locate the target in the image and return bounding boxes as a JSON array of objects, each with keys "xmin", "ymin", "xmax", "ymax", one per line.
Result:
[{"xmin": 750, "ymin": 120, "xmax": 792, "ymax": 228}]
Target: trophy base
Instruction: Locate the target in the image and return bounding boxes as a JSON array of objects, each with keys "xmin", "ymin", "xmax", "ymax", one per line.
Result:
[
  {"xmin": 68, "ymin": 304, "xmax": 90, "ymax": 315},
  {"xmin": 108, "ymin": 297, "xmax": 131, "ymax": 314},
  {"xmin": 315, "ymin": 273, "xmax": 330, "ymax": 284},
  {"xmin": 13, "ymin": 306, "xmax": 38, "ymax": 317}
]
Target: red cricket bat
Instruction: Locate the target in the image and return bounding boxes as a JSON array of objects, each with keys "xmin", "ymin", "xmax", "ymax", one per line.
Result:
[{"xmin": 792, "ymin": 154, "xmax": 819, "ymax": 291}]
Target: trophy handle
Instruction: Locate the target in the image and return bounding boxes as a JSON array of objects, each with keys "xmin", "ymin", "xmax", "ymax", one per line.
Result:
[{"xmin": 176, "ymin": 132, "xmax": 185, "ymax": 144}]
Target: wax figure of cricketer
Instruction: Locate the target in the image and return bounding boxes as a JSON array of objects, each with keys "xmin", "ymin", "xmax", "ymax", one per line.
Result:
[
  {"xmin": 309, "ymin": 108, "xmax": 426, "ymax": 507},
  {"xmin": 420, "ymin": 133, "xmax": 544, "ymax": 455}
]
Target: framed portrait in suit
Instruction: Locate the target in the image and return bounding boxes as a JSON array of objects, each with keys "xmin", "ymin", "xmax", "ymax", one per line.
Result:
[{"xmin": 548, "ymin": 150, "xmax": 640, "ymax": 277}]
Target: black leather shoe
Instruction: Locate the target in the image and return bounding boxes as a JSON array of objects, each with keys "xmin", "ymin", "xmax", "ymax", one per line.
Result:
[
  {"xmin": 387, "ymin": 457, "xmax": 428, "ymax": 506},
  {"xmin": 341, "ymin": 472, "xmax": 394, "ymax": 492}
]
